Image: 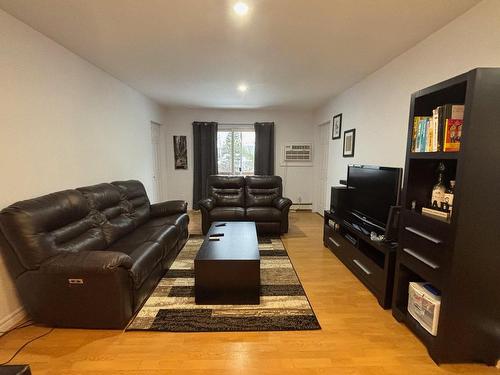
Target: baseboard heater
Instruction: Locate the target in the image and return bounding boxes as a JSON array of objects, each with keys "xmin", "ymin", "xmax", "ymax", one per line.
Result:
[{"xmin": 291, "ymin": 203, "xmax": 313, "ymax": 211}]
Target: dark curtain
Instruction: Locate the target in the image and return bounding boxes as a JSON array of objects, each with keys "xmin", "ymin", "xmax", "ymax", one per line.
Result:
[
  {"xmin": 192, "ymin": 121, "xmax": 218, "ymax": 209},
  {"xmin": 254, "ymin": 122, "xmax": 275, "ymax": 175}
]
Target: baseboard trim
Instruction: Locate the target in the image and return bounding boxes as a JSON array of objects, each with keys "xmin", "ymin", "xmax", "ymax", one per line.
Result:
[{"xmin": 0, "ymin": 306, "xmax": 28, "ymax": 332}]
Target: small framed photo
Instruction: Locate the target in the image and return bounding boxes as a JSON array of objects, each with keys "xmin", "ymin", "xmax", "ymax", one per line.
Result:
[
  {"xmin": 332, "ymin": 114, "xmax": 342, "ymax": 140},
  {"xmin": 343, "ymin": 129, "xmax": 356, "ymax": 157}
]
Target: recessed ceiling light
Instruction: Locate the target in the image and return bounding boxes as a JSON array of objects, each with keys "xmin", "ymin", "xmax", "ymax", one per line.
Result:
[
  {"xmin": 233, "ymin": 2, "xmax": 249, "ymax": 16},
  {"xmin": 238, "ymin": 83, "xmax": 248, "ymax": 93}
]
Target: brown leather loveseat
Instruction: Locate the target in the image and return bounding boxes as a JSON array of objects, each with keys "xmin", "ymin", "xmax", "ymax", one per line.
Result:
[
  {"xmin": 199, "ymin": 175, "xmax": 292, "ymax": 235},
  {"xmin": 0, "ymin": 180, "xmax": 188, "ymax": 329}
]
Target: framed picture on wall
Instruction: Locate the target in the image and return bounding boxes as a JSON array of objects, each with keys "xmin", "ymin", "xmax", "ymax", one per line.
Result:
[
  {"xmin": 332, "ymin": 113, "xmax": 342, "ymax": 139},
  {"xmin": 173, "ymin": 135, "xmax": 188, "ymax": 169},
  {"xmin": 343, "ymin": 129, "xmax": 355, "ymax": 157}
]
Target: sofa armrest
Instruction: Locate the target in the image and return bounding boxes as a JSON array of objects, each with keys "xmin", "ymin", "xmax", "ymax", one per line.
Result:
[
  {"xmin": 150, "ymin": 200, "xmax": 187, "ymax": 218},
  {"xmin": 40, "ymin": 251, "xmax": 133, "ymax": 274},
  {"xmin": 198, "ymin": 197, "xmax": 215, "ymax": 211},
  {"xmin": 273, "ymin": 197, "xmax": 293, "ymax": 210}
]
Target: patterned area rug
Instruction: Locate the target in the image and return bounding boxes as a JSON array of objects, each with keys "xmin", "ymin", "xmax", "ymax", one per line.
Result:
[{"xmin": 126, "ymin": 236, "xmax": 321, "ymax": 332}]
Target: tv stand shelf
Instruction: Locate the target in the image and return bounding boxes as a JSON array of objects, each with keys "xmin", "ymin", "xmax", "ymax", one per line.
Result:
[{"xmin": 323, "ymin": 210, "xmax": 396, "ymax": 308}]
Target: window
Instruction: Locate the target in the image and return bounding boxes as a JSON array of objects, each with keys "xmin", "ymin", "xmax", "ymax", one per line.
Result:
[{"xmin": 217, "ymin": 127, "xmax": 255, "ymax": 175}]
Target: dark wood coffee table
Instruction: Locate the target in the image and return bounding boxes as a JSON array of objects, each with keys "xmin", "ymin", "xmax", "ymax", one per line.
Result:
[{"xmin": 194, "ymin": 221, "xmax": 260, "ymax": 305}]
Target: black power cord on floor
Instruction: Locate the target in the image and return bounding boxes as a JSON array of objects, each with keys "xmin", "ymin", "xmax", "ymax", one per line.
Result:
[
  {"xmin": 0, "ymin": 320, "xmax": 34, "ymax": 338},
  {"xmin": 0, "ymin": 326, "xmax": 54, "ymax": 366}
]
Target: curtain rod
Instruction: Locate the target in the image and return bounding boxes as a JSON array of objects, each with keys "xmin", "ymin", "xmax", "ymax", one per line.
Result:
[{"xmin": 218, "ymin": 122, "xmax": 254, "ymax": 126}]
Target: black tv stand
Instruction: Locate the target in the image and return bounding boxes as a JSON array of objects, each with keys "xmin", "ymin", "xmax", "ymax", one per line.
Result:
[{"xmin": 323, "ymin": 210, "xmax": 397, "ymax": 308}]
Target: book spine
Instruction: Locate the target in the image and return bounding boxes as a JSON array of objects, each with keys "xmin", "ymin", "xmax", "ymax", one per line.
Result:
[
  {"xmin": 444, "ymin": 118, "xmax": 449, "ymax": 152},
  {"xmin": 427, "ymin": 118, "xmax": 433, "ymax": 152},
  {"xmin": 419, "ymin": 119, "xmax": 424, "ymax": 152},
  {"xmin": 432, "ymin": 109, "xmax": 438, "ymax": 152},
  {"xmin": 412, "ymin": 117, "xmax": 419, "ymax": 152},
  {"xmin": 421, "ymin": 119, "xmax": 427, "ymax": 152},
  {"xmin": 437, "ymin": 106, "xmax": 444, "ymax": 152},
  {"xmin": 424, "ymin": 119, "xmax": 428, "ymax": 152},
  {"xmin": 415, "ymin": 117, "xmax": 421, "ymax": 152},
  {"xmin": 424, "ymin": 119, "xmax": 429, "ymax": 152}
]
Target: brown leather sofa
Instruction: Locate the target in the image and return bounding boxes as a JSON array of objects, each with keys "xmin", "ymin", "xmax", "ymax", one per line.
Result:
[
  {"xmin": 0, "ymin": 180, "xmax": 188, "ymax": 329},
  {"xmin": 199, "ymin": 175, "xmax": 292, "ymax": 235}
]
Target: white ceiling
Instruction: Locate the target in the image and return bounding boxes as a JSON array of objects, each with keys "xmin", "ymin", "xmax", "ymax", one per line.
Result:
[{"xmin": 0, "ymin": 0, "xmax": 480, "ymax": 109}]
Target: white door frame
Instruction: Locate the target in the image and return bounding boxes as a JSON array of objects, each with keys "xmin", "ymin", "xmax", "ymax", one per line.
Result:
[
  {"xmin": 313, "ymin": 121, "xmax": 330, "ymax": 215},
  {"xmin": 150, "ymin": 121, "xmax": 164, "ymax": 203}
]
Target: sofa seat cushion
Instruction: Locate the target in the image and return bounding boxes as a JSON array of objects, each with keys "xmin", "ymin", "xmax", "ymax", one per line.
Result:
[
  {"xmin": 209, "ymin": 207, "xmax": 246, "ymax": 221},
  {"xmin": 108, "ymin": 225, "xmax": 178, "ymax": 257},
  {"xmin": 144, "ymin": 213, "xmax": 189, "ymax": 231},
  {"xmin": 245, "ymin": 207, "xmax": 282, "ymax": 222},
  {"xmin": 127, "ymin": 242, "xmax": 163, "ymax": 288}
]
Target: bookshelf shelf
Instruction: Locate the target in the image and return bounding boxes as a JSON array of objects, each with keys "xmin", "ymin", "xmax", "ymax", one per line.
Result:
[
  {"xmin": 392, "ymin": 68, "xmax": 500, "ymax": 365},
  {"xmin": 408, "ymin": 152, "xmax": 458, "ymax": 160},
  {"xmin": 415, "ymin": 210, "xmax": 451, "ymax": 224}
]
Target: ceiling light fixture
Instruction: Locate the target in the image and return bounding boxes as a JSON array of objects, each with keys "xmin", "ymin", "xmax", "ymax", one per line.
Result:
[
  {"xmin": 237, "ymin": 83, "xmax": 248, "ymax": 93},
  {"xmin": 233, "ymin": 2, "xmax": 249, "ymax": 16}
]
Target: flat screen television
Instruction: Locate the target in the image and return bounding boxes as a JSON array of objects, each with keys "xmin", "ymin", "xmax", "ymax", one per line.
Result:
[{"xmin": 346, "ymin": 165, "xmax": 403, "ymax": 231}]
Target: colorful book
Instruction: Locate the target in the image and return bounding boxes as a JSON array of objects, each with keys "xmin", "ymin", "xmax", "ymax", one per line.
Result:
[
  {"xmin": 444, "ymin": 119, "xmax": 463, "ymax": 152},
  {"xmin": 418, "ymin": 117, "xmax": 425, "ymax": 152},
  {"xmin": 420, "ymin": 117, "xmax": 430, "ymax": 152},
  {"xmin": 412, "ymin": 116, "xmax": 436, "ymax": 152},
  {"xmin": 432, "ymin": 109, "xmax": 439, "ymax": 152},
  {"xmin": 412, "ymin": 116, "xmax": 421, "ymax": 152},
  {"xmin": 427, "ymin": 117, "xmax": 433, "ymax": 152},
  {"xmin": 433, "ymin": 104, "xmax": 464, "ymax": 151},
  {"xmin": 411, "ymin": 117, "xmax": 419, "ymax": 152},
  {"xmin": 412, "ymin": 105, "xmax": 464, "ymax": 153}
]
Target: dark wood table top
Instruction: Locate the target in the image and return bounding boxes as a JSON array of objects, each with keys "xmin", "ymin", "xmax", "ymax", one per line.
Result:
[{"xmin": 195, "ymin": 221, "xmax": 259, "ymax": 261}]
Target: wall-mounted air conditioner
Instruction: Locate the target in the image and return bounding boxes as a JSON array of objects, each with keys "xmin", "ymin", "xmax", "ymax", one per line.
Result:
[{"xmin": 282, "ymin": 143, "xmax": 313, "ymax": 163}]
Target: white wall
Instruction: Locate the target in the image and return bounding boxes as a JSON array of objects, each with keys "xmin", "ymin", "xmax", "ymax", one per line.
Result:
[
  {"xmin": 161, "ymin": 108, "xmax": 314, "ymax": 208},
  {"xmin": 0, "ymin": 10, "xmax": 165, "ymax": 329},
  {"xmin": 314, "ymin": 0, "xmax": 500, "ymax": 211}
]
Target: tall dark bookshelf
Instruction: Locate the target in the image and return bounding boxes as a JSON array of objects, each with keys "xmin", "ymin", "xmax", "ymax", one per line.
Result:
[{"xmin": 392, "ymin": 68, "xmax": 500, "ymax": 365}]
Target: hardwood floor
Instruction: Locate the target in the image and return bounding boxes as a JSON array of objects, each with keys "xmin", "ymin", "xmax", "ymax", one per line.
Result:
[{"xmin": 1, "ymin": 212, "xmax": 497, "ymax": 374}]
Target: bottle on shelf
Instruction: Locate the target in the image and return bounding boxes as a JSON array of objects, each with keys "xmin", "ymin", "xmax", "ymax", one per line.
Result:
[
  {"xmin": 431, "ymin": 162, "xmax": 446, "ymax": 208},
  {"xmin": 443, "ymin": 180, "xmax": 455, "ymax": 213}
]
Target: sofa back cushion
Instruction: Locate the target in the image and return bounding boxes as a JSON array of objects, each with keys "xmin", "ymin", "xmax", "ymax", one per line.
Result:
[
  {"xmin": 245, "ymin": 175, "xmax": 282, "ymax": 207},
  {"xmin": 0, "ymin": 190, "xmax": 107, "ymax": 270},
  {"xmin": 207, "ymin": 175, "xmax": 245, "ymax": 207},
  {"xmin": 111, "ymin": 180, "xmax": 151, "ymax": 226},
  {"xmin": 77, "ymin": 183, "xmax": 135, "ymax": 245}
]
